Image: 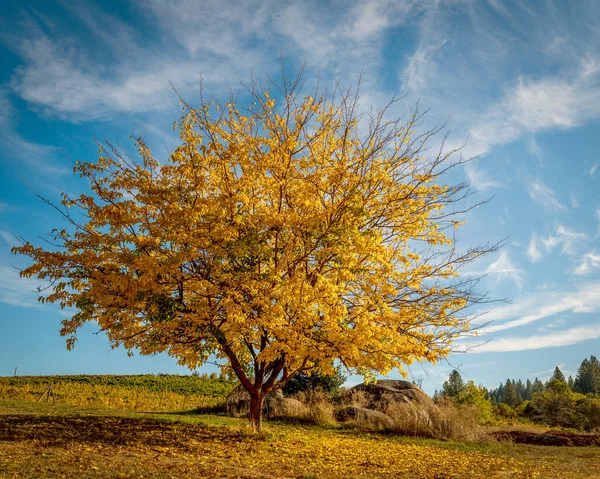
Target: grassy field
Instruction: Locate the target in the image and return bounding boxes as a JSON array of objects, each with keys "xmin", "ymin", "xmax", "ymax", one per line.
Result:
[
  {"xmin": 0, "ymin": 375, "xmax": 236, "ymax": 412},
  {"xmin": 1, "ymin": 399, "xmax": 599, "ymax": 479}
]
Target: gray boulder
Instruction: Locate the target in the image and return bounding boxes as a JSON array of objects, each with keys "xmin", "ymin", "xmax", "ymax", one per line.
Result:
[
  {"xmin": 345, "ymin": 380, "xmax": 439, "ymax": 424},
  {"xmin": 347, "ymin": 380, "xmax": 437, "ymax": 408}
]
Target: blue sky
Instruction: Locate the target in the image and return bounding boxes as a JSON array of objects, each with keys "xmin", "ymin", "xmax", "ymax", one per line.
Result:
[{"xmin": 0, "ymin": 0, "xmax": 598, "ymax": 394}]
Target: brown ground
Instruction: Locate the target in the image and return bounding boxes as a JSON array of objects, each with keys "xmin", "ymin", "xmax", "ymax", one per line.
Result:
[{"xmin": 493, "ymin": 430, "xmax": 600, "ymax": 447}]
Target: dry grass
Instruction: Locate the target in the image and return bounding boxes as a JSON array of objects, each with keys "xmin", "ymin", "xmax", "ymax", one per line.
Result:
[
  {"xmin": 296, "ymin": 390, "xmax": 490, "ymax": 442},
  {"xmin": 293, "ymin": 389, "xmax": 337, "ymax": 426},
  {"xmin": 435, "ymin": 404, "xmax": 492, "ymax": 442}
]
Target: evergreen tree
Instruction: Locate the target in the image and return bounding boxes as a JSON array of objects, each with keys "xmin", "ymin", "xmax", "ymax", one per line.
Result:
[
  {"xmin": 592, "ymin": 356, "xmax": 600, "ymax": 394},
  {"xmin": 573, "ymin": 356, "xmax": 600, "ymax": 394},
  {"xmin": 525, "ymin": 379, "xmax": 534, "ymax": 401},
  {"xmin": 574, "ymin": 358, "xmax": 591, "ymax": 393},
  {"xmin": 532, "ymin": 378, "xmax": 545, "ymax": 394},
  {"xmin": 496, "ymin": 382, "xmax": 505, "ymax": 403},
  {"xmin": 548, "ymin": 366, "xmax": 566, "ymax": 386},
  {"xmin": 442, "ymin": 370, "xmax": 466, "ymax": 397},
  {"xmin": 568, "ymin": 375, "xmax": 575, "ymax": 390},
  {"xmin": 516, "ymin": 379, "xmax": 526, "ymax": 399},
  {"xmin": 503, "ymin": 379, "xmax": 521, "ymax": 407},
  {"xmin": 282, "ymin": 368, "xmax": 346, "ymax": 396}
]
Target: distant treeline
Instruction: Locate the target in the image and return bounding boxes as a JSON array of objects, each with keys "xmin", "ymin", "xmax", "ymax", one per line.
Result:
[
  {"xmin": 433, "ymin": 355, "xmax": 600, "ymax": 431},
  {"xmin": 486, "ymin": 355, "xmax": 600, "ymax": 406}
]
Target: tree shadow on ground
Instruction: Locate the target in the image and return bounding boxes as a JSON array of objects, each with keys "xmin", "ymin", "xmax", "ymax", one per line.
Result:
[{"xmin": 0, "ymin": 414, "xmax": 246, "ymax": 450}]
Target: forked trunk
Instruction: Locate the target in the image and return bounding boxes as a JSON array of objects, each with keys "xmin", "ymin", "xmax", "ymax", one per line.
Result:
[{"xmin": 249, "ymin": 392, "xmax": 264, "ymax": 431}]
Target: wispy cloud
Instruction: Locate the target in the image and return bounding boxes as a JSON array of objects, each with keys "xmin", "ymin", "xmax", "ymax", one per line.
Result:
[
  {"xmin": 463, "ymin": 251, "xmax": 525, "ymax": 288},
  {"xmin": 4, "ymin": 1, "xmax": 429, "ymax": 122},
  {"xmin": 464, "ymin": 251, "xmax": 524, "ymax": 287},
  {"xmin": 464, "ymin": 163, "xmax": 502, "ymax": 191},
  {"xmin": 0, "ymin": 230, "xmax": 19, "ymax": 248},
  {"xmin": 472, "ymin": 324, "xmax": 600, "ymax": 353},
  {"xmin": 0, "ymin": 90, "xmax": 66, "ymax": 175},
  {"xmin": 466, "ymin": 57, "xmax": 600, "ymax": 158},
  {"xmin": 570, "ymin": 192, "xmax": 579, "ymax": 208},
  {"xmin": 527, "ymin": 136, "xmax": 544, "ymax": 166},
  {"xmin": 528, "ymin": 363, "xmax": 566, "ymax": 378},
  {"xmin": 575, "ymin": 251, "xmax": 600, "ymax": 275},
  {"xmin": 540, "ymin": 224, "xmax": 588, "ymax": 257},
  {"xmin": 397, "ymin": 0, "xmax": 600, "ymax": 179},
  {"xmin": 528, "ymin": 180, "xmax": 566, "ymax": 213},
  {"xmin": 526, "ymin": 234, "xmax": 543, "ymax": 263},
  {"xmin": 0, "ymin": 265, "xmax": 44, "ymax": 308},
  {"xmin": 589, "ymin": 162, "xmax": 599, "ymax": 177},
  {"xmin": 475, "ymin": 281, "xmax": 600, "ymax": 334}
]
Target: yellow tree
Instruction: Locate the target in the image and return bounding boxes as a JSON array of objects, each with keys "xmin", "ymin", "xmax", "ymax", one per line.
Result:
[{"xmin": 14, "ymin": 75, "xmax": 495, "ymax": 430}]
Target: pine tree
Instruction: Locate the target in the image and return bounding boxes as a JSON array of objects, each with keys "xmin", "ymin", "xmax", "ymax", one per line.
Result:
[
  {"xmin": 516, "ymin": 379, "xmax": 526, "ymax": 399},
  {"xmin": 532, "ymin": 378, "xmax": 545, "ymax": 394},
  {"xmin": 442, "ymin": 370, "xmax": 466, "ymax": 397},
  {"xmin": 503, "ymin": 379, "xmax": 521, "ymax": 407},
  {"xmin": 573, "ymin": 357, "xmax": 600, "ymax": 394},
  {"xmin": 568, "ymin": 375, "xmax": 575, "ymax": 390},
  {"xmin": 548, "ymin": 367, "xmax": 566, "ymax": 386},
  {"xmin": 590, "ymin": 356, "xmax": 600, "ymax": 395},
  {"xmin": 525, "ymin": 379, "xmax": 534, "ymax": 401}
]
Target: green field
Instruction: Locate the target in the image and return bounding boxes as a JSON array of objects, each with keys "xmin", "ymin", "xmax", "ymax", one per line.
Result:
[{"xmin": 0, "ymin": 375, "xmax": 236, "ymax": 412}]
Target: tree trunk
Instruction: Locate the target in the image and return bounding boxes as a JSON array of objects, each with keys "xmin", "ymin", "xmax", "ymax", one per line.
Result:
[{"xmin": 249, "ymin": 393, "xmax": 264, "ymax": 431}]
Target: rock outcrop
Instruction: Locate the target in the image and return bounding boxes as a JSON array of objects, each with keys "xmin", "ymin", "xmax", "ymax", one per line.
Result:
[{"xmin": 342, "ymin": 380, "xmax": 440, "ymax": 427}]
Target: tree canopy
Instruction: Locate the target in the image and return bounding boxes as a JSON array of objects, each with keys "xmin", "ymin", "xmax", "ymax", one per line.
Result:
[{"xmin": 13, "ymin": 74, "xmax": 493, "ymax": 429}]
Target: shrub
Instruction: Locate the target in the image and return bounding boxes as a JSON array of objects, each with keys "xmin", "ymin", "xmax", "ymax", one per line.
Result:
[
  {"xmin": 282, "ymin": 369, "xmax": 345, "ymax": 396},
  {"xmin": 495, "ymin": 403, "xmax": 517, "ymax": 419},
  {"xmin": 454, "ymin": 381, "xmax": 495, "ymax": 425}
]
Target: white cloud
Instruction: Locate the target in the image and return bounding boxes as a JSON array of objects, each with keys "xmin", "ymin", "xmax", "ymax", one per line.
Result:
[
  {"xmin": 528, "ymin": 363, "xmax": 566, "ymax": 378},
  {"xmin": 528, "ymin": 180, "xmax": 566, "ymax": 213},
  {"xmin": 0, "ymin": 265, "xmax": 45, "ymax": 308},
  {"xmin": 463, "ymin": 251, "xmax": 525, "ymax": 288},
  {"xmin": 466, "ymin": 60, "xmax": 600, "ymax": 157},
  {"xmin": 570, "ymin": 192, "xmax": 579, "ymax": 208},
  {"xmin": 472, "ymin": 324, "xmax": 600, "ymax": 353},
  {"xmin": 346, "ymin": 0, "xmax": 425, "ymax": 41},
  {"xmin": 526, "ymin": 234, "xmax": 543, "ymax": 262},
  {"xmin": 398, "ymin": 1, "xmax": 600, "ymax": 164},
  {"xmin": 474, "ymin": 281, "xmax": 600, "ymax": 334},
  {"xmin": 0, "ymin": 230, "xmax": 19, "ymax": 248},
  {"xmin": 5, "ymin": 1, "xmax": 430, "ymax": 121},
  {"xmin": 0, "ymin": 90, "xmax": 66, "ymax": 175},
  {"xmin": 465, "ymin": 163, "xmax": 502, "ymax": 191},
  {"xmin": 590, "ymin": 163, "xmax": 599, "ymax": 176},
  {"xmin": 540, "ymin": 223, "xmax": 588, "ymax": 257},
  {"xmin": 574, "ymin": 250, "xmax": 600, "ymax": 275},
  {"xmin": 527, "ymin": 136, "xmax": 544, "ymax": 166},
  {"xmin": 485, "ymin": 251, "xmax": 524, "ymax": 288}
]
